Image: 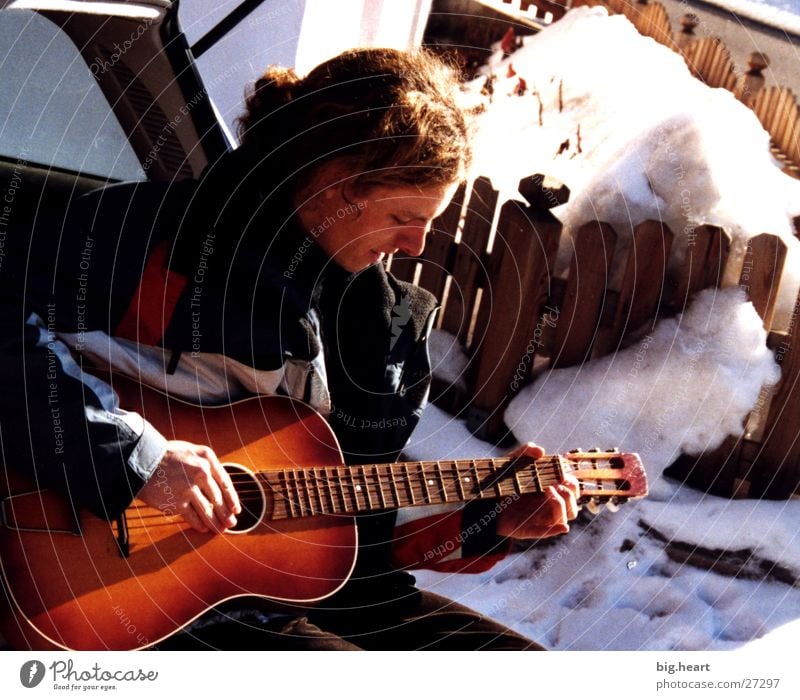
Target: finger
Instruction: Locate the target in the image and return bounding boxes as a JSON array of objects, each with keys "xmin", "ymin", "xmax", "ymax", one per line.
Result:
[
  {"xmin": 563, "ymin": 473, "xmax": 580, "ymax": 497},
  {"xmin": 189, "ymin": 485, "xmax": 225, "ymax": 533},
  {"xmin": 545, "ymin": 485, "xmax": 570, "ymax": 528},
  {"xmin": 556, "ymin": 484, "xmax": 579, "ymax": 520},
  {"xmin": 205, "ymin": 450, "xmax": 242, "ymax": 516},
  {"xmin": 507, "ymin": 441, "xmax": 546, "ymax": 459},
  {"xmin": 522, "ymin": 441, "xmax": 545, "ymax": 458},
  {"xmin": 178, "ymin": 500, "xmax": 209, "ymax": 533},
  {"xmin": 191, "ymin": 458, "xmax": 237, "ymax": 529}
]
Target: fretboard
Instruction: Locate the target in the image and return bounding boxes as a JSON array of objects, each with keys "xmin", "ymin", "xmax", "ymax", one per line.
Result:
[{"xmin": 258, "ymin": 457, "xmax": 566, "ymax": 520}]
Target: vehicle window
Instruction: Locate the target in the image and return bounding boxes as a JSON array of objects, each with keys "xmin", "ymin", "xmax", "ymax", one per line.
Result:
[
  {"xmin": 0, "ymin": 9, "xmax": 144, "ymax": 180},
  {"xmin": 178, "ymin": 0, "xmax": 431, "ymax": 143},
  {"xmin": 178, "ymin": 0, "xmax": 307, "ymax": 142}
]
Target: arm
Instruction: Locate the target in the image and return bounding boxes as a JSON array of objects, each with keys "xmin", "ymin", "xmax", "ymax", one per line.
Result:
[
  {"xmin": 391, "ymin": 443, "xmax": 579, "ymax": 572},
  {"xmin": 0, "ymin": 312, "xmax": 239, "ymax": 531}
]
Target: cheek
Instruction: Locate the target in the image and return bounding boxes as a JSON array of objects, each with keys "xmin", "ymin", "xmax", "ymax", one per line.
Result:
[{"xmin": 312, "ymin": 219, "xmax": 372, "ymax": 263}]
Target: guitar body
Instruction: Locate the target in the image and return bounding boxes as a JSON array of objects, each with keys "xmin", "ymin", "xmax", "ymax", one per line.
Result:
[{"xmin": 0, "ymin": 382, "xmax": 356, "ymax": 650}]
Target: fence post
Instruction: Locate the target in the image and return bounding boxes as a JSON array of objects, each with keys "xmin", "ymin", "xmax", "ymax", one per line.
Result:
[
  {"xmin": 675, "ymin": 12, "xmax": 699, "ymax": 51},
  {"xmin": 747, "ymin": 286, "xmax": 800, "ymax": 498},
  {"xmin": 736, "ymin": 52, "xmax": 769, "ymax": 108}
]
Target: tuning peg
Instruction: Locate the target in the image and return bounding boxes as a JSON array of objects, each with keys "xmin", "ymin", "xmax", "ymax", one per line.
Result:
[
  {"xmin": 605, "ymin": 500, "xmax": 619, "ymax": 513},
  {"xmin": 585, "ymin": 499, "xmax": 600, "ymax": 515},
  {"xmin": 568, "ymin": 448, "xmax": 584, "ymax": 454},
  {"xmin": 588, "ymin": 447, "xmax": 600, "ymax": 452},
  {"xmin": 606, "ymin": 447, "xmax": 620, "ymax": 453}
]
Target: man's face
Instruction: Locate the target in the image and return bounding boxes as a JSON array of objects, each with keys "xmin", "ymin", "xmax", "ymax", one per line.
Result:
[{"xmin": 306, "ymin": 179, "xmax": 459, "ymax": 273}]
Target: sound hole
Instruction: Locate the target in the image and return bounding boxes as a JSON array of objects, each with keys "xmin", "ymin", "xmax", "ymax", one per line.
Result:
[{"xmin": 224, "ymin": 464, "xmax": 265, "ymax": 533}]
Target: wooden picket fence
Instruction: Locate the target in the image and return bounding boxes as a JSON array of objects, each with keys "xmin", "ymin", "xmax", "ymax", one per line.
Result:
[
  {"xmin": 416, "ymin": 0, "xmax": 800, "ymax": 499},
  {"xmin": 566, "ymin": 0, "xmax": 800, "ymax": 175},
  {"xmin": 388, "ymin": 171, "xmax": 800, "ymax": 499}
]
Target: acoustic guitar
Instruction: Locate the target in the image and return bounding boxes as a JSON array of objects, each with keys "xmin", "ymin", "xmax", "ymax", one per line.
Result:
[{"xmin": 0, "ymin": 379, "xmax": 647, "ymax": 650}]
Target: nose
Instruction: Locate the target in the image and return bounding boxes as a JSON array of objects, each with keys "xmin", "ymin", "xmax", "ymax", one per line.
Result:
[{"xmin": 396, "ymin": 222, "xmax": 430, "ymax": 257}]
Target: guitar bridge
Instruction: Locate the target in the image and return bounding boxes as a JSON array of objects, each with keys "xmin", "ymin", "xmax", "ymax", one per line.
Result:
[{"xmin": 113, "ymin": 512, "xmax": 130, "ymax": 558}]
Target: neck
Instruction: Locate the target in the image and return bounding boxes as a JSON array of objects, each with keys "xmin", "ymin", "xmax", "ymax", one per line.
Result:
[{"xmin": 256, "ymin": 455, "xmax": 564, "ymax": 520}]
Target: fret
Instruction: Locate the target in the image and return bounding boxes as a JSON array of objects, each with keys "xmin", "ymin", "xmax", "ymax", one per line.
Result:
[
  {"xmin": 434, "ymin": 461, "xmax": 449, "ymax": 502},
  {"xmin": 470, "ymin": 460, "xmax": 483, "ymax": 498},
  {"xmin": 489, "ymin": 458, "xmax": 503, "ymax": 497},
  {"xmin": 321, "ymin": 467, "xmax": 335, "ymax": 514},
  {"xmin": 374, "ymin": 465, "xmax": 387, "ymax": 509},
  {"xmin": 553, "ymin": 456, "xmax": 566, "ymax": 483},
  {"xmin": 350, "ymin": 469, "xmax": 362, "ymax": 512},
  {"xmin": 388, "ymin": 465, "xmax": 401, "ymax": 508},
  {"xmin": 360, "ymin": 467, "xmax": 374, "ymax": 510},
  {"xmin": 302, "ymin": 470, "xmax": 315, "ymax": 515},
  {"xmin": 453, "ymin": 461, "xmax": 466, "ymax": 501},
  {"xmin": 512, "ymin": 459, "xmax": 524, "ymax": 496},
  {"xmin": 533, "ymin": 461, "xmax": 544, "ymax": 494},
  {"xmin": 419, "ymin": 462, "xmax": 432, "ymax": 504},
  {"xmin": 290, "ymin": 469, "xmax": 305, "ymax": 517},
  {"xmin": 336, "ymin": 466, "xmax": 348, "ymax": 514},
  {"xmin": 402, "ymin": 463, "xmax": 415, "ymax": 505},
  {"xmin": 282, "ymin": 470, "xmax": 297, "ymax": 519},
  {"xmin": 325, "ymin": 468, "xmax": 335, "ymax": 513},
  {"xmin": 313, "ymin": 468, "xmax": 325, "ymax": 513}
]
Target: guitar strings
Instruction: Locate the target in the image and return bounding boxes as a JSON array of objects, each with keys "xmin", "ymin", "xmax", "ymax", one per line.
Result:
[
  {"xmin": 225, "ymin": 465, "xmax": 570, "ymax": 495},
  {"xmin": 121, "ymin": 463, "xmax": 625, "ymax": 527},
  {"xmin": 224, "ymin": 466, "xmax": 609, "ymax": 494}
]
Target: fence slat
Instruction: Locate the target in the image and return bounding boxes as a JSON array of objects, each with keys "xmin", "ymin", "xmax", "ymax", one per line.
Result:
[
  {"xmin": 387, "ymin": 255, "xmax": 417, "ymax": 283},
  {"xmin": 771, "ymin": 88, "xmax": 791, "ymax": 138},
  {"xmin": 442, "ymin": 177, "xmax": 497, "ymax": 343},
  {"xmin": 775, "ymin": 91, "xmax": 800, "ymax": 160},
  {"xmin": 595, "ymin": 219, "xmax": 674, "ymax": 355},
  {"xmin": 670, "ymin": 225, "xmax": 729, "ymax": 309},
  {"xmin": 638, "ymin": 3, "xmax": 675, "ymax": 50},
  {"xmin": 468, "ymin": 187, "xmax": 562, "ymax": 438},
  {"xmin": 417, "ymin": 183, "xmax": 466, "ymax": 302},
  {"xmin": 551, "ymin": 221, "xmax": 617, "ymax": 368},
  {"xmin": 740, "ymin": 234, "xmax": 788, "ymax": 329}
]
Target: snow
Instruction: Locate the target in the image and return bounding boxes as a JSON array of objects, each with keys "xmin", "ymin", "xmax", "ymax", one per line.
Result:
[
  {"xmin": 405, "ymin": 5, "xmax": 800, "ymax": 644},
  {"xmin": 465, "ymin": 5, "xmax": 800, "ymax": 325},
  {"xmin": 428, "ymin": 329, "xmax": 470, "ymax": 391},
  {"xmin": 505, "ymin": 286, "xmax": 780, "ymax": 499},
  {"xmin": 409, "ymin": 293, "xmax": 799, "ymax": 649},
  {"xmin": 409, "ymin": 486, "xmax": 800, "ymax": 650}
]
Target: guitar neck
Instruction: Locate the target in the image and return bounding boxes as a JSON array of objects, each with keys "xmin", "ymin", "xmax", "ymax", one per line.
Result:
[{"xmin": 256, "ymin": 456, "xmax": 566, "ymax": 520}]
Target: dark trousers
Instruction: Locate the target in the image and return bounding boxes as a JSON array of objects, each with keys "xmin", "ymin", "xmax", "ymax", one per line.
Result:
[{"xmin": 156, "ymin": 590, "xmax": 543, "ymax": 651}]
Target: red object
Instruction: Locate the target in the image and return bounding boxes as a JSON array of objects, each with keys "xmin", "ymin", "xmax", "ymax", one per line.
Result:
[
  {"xmin": 114, "ymin": 240, "xmax": 188, "ymax": 345},
  {"xmin": 500, "ymin": 27, "xmax": 516, "ymax": 54}
]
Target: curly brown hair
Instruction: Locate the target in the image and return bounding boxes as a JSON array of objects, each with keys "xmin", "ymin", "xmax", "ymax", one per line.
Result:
[{"xmin": 237, "ymin": 48, "xmax": 472, "ymax": 193}]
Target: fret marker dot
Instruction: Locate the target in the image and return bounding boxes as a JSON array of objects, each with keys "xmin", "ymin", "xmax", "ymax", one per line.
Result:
[
  {"xmin": 355, "ymin": 485, "xmax": 362, "ymax": 492},
  {"xmin": 464, "ymin": 477, "xmax": 471, "ymax": 482},
  {"xmin": 428, "ymin": 479, "xmax": 435, "ymax": 486}
]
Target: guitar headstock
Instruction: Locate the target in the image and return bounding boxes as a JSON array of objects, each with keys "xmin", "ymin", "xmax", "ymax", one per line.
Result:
[{"xmin": 560, "ymin": 449, "xmax": 648, "ymax": 513}]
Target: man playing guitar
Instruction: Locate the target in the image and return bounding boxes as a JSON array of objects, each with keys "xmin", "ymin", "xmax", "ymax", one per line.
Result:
[{"xmin": 0, "ymin": 48, "xmax": 579, "ymax": 650}]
